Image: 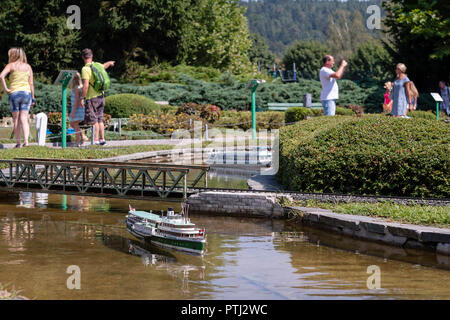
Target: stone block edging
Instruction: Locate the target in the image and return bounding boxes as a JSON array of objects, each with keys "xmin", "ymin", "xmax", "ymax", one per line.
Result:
[
  {"xmin": 187, "ymin": 191, "xmax": 285, "ymax": 219},
  {"xmin": 285, "ymin": 206, "xmax": 450, "ymax": 256}
]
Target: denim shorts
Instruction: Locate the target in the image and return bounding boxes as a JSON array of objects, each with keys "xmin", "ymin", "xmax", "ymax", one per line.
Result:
[
  {"xmin": 9, "ymin": 91, "xmax": 32, "ymax": 112},
  {"xmin": 321, "ymin": 99, "xmax": 336, "ymax": 116}
]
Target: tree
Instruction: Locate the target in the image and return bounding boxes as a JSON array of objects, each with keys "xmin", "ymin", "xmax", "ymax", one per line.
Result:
[
  {"xmin": 243, "ymin": 0, "xmax": 383, "ymax": 56},
  {"xmin": 181, "ymin": 0, "xmax": 252, "ymax": 74},
  {"xmin": 326, "ymin": 10, "xmax": 373, "ymax": 61},
  {"xmin": 0, "ymin": 0, "xmax": 81, "ymax": 81},
  {"xmin": 282, "ymin": 40, "xmax": 330, "ymax": 80},
  {"xmin": 383, "ymin": 0, "xmax": 450, "ymax": 91},
  {"xmin": 0, "ymin": 0, "xmax": 254, "ymax": 79},
  {"xmin": 347, "ymin": 40, "xmax": 393, "ymax": 84}
]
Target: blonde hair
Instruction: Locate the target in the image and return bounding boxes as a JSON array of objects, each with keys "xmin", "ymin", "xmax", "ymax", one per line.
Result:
[
  {"xmin": 409, "ymin": 81, "xmax": 419, "ymax": 98},
  {"xmin": 69, "ymin": 72, "xmax": 82, "ymax": 90},
  {"xmin": 396, "ymin": 63, "xmax": 407, "ymax": 74},
  {"xmin": 8, "ymin": 47, "xmax": 27, "ymax": 64}
]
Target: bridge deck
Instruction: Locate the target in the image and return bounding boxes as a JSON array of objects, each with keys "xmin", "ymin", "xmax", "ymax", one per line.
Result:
[{"xmin": 0, "ymin": 158, "xmax": 209, "ymax": 200}]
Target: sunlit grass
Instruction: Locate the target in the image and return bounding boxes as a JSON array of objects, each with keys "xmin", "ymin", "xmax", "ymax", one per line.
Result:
[
  {"xmin": 292, "ymin": 199, "xmax": 450, "ymax": 228},
  {"xmin": 0, "ymin": 145, "xmax": 174, "ymax": 168}
]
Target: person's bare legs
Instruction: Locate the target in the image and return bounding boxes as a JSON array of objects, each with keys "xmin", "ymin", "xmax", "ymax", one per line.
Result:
[
  {"xmin": 19, "ymin": 110, "xmax": 30, "ymax": 146},
  {"xmin": 94, "ymin": 122, "xmax": 100, "ymax": 142},
  {"xmin": 70, "ymin": 121, "xmax": 81, "ymax": 144},
  {"xmin": 98, "ymin": 122, "xmax": 104, "ymax": 140},
  {"xmin": 12, "ymin": 112, "xmax": 21, "ymax": 146}
]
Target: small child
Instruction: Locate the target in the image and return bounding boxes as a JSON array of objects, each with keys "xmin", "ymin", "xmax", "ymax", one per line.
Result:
[
  {"xmin": 69, "ymin": 72, "xmax": 88, "ymax": 146},
  {"xmin": 383, "ymin": 81, "xmax": 393, "ymax": 114}
]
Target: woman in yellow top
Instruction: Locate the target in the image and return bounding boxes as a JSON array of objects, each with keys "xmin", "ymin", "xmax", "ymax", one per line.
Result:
[{"xmin": 0, "ymin": 48, "xmax": 35, "ymax": 147}]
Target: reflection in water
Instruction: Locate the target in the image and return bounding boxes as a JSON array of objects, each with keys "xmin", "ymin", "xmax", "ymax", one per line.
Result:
[{"xmin": 102, "ymin": 234, "xmax": 206, "ymax": 294}]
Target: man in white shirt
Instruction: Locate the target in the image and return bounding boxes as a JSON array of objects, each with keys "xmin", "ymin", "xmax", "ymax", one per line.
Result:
[{"xmin": 319, "ymin": 55, "xmax": 347, "ymax": 116}]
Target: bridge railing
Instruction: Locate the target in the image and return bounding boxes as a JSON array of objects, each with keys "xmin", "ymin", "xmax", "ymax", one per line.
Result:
[{"xmin": 0, "ymin": 158, "xmax": 209, "ymax": 199}]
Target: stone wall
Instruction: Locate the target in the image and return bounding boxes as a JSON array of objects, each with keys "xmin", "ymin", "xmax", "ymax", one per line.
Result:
[
  {"xmin": 187, "ymin": 191, "xmax": 285, "ymax": 218},
  {"xmin": 286, "ymin": 206, "xmax": 450, "ymax": 256}
]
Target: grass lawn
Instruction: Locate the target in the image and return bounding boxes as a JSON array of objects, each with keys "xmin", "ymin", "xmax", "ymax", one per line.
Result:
[
  {"xmin": 290, "ymin": 199, "xmax": 450, "ymax": 228},
  {"xmin": 0, "ymin": 145, "xmax": 174, "ymax": 168}
]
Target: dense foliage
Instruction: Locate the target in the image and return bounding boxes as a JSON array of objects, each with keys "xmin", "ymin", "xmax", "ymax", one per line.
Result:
[
  {"xmin": 243, "ymin": 0, "xmax": 384, "ymax": 57},
  {"xmin": 278, "ymin": 115, "xmax": 450, "ymax": 198},
  {"xmin": 104, "ymin": 94, "xmax": 166, "ymax": 118},
  {"xmin": 215, "ymin": 111, "xmax": 285, "ymax": 130},
  {"xmin": 347, "ymin": 40, "xmax": 393, "ymax": 84},
  {"xmin": 0, "ymin": 75, "xmax": 404, "ymax": 117},
  {"xmin": 0, "ymin": 0, "xmax": 253, "ymax": 81},
  {"xmin": 382, "ymin": 0, "xmax": 450, "ymax": 91},
  {"xmin": 285, "ymin": 107, "xmax": 323, "ymax": 123},
  {"xmin": 282, "ymin": 41, "xmax": 330, "ymax": 80}
]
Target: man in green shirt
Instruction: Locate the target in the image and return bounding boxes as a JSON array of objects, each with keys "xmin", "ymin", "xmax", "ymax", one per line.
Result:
[{"xmin": 80, "ymin": 48, "xmax": 115, "ymax": 145}]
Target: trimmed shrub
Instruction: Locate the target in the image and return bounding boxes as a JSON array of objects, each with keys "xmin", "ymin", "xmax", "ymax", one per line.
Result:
[
  {"xmin": 278, "ymin": 115, "xmax": 450, "ymax": 198},
  {"xmin": 335, "ymin": 107, "xmax": 355, "ymax": 116},
  {"xmin": 104, "ymin": 94, "xmax": 163, "ymax": 118},
  {"xmin": 176, "ymin": 103, "xmax": 222, "ymax": 123},
  {"xmin": 126, "ymin": 113, "xmax": 204, "ymax": 135},
  {"xmin": 409, "ymin": 110, "xmax": 437, "ymax": 120},
  {"xmin": 285, "ymin": 107, "xmax": 323, "ymax": 123},
  {"xmin": 347, "ymin": 104, "xmax": 365, "ymax": 117},
  {"xmin": 215, "ymin": 111, "xmax": 284, "ymax": 130}
]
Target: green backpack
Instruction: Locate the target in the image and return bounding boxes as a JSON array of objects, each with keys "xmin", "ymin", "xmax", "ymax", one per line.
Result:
[{"xmin": 89, "ymin": 62, "xmax": 110, "ymax": 92}]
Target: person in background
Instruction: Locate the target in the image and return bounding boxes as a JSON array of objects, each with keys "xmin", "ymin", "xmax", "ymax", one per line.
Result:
[
  {"xmin": 0, "ymin": 48, "xmax": 35, "ymax": 147},
  {"xmin": 439, "ymin": 81, "xmax": 450, "ymax": 116},
  {"xmin": 407, "ymin": 81, "xmax": 419, "ymax": 115},
  {"xmin": 69, "ymin": 72, "xmax": 88, "ymax": 147},
  {"xmin": 319, "ymin": 55, "xmax": 347, "ymax": 116},
  {"xmin": 390, "ymin": 63, "xmax": 411, "ymax": 118},
  {"xmin": 80, "ymin": 48, "xmax": 114, "ymax": 146},
  {"xmin": 383, "ymin": 81, "xmax": 393, "ymax": 114}
]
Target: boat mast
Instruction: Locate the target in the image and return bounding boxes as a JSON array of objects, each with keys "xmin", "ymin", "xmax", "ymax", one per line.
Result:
[{"xmin": 182, "ymin": 202, "xmax": 189, "ymax": 222}]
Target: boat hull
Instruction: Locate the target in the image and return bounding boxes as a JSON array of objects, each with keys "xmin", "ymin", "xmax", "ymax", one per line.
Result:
[{"xmin": 126, "ymin": 225, "xmax": 206, "ymax": 255}]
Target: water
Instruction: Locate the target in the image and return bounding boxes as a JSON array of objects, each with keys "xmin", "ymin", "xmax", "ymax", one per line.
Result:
[
  {"xmin": 0, "ymin": 191, "xmax": 449, "ymax": 300},
  {"xmin": 135, "ymin": 157, "xmax": 253, "ymax": 189}
]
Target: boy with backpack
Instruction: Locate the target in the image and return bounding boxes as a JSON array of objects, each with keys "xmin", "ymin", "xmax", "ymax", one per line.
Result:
[{"xmin": 80, "ymin": 48, "xmax": 114, "ymax": 146}]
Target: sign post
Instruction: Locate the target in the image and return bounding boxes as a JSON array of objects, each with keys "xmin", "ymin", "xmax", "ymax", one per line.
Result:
[
  {"xmin": 247, "ymin": 79, "xmax": 265, "ymax": 139},
  {"xmin": 430, "ymin": 93, "xmax": 443, "ymax": 121},
  {"xmin": 54, "ymin": 70, "xmax": 78, "ymax": 148}
]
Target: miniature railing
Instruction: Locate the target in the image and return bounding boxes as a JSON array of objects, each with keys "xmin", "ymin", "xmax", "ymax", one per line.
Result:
[{"xmin": 0, "ymin": 158, "xmax": 209, "ymax": 200}]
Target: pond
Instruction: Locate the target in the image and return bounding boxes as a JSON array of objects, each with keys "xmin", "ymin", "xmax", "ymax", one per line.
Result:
[{"xmin": 0, "ymin": 191, "xmax": 449, "ymax": 299}]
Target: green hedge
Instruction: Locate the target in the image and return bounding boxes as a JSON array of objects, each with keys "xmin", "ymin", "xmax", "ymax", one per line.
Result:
[
  {"xmin": 104, "ymin": 93, "xmax": 173, "ymax": 118},
  {"xmin": 278, "ymin": 115, "xmax": 450, "ymax": 198},
  {"xmin": 215, "ymin": 111, "xmax": 284, "ymax": 130},
  {"xmin": 335, "ymin": 106, "xmax": 355, "ymax": 116},
  {"xmin": 409, "ymin": 110, "xmax": 438, "ymax": 120},
  {"xmin": 285, "ymin": 107, "xmax": 322, "ymax": 123},
  {"xmin": 1, "ymin": 76, "xmax": 438, "ymax": 117}
]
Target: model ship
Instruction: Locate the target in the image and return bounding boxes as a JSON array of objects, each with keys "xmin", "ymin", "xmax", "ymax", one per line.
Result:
[{"xmin": 125, "ymin": 203, "xmax": 206, "ymax": 255}]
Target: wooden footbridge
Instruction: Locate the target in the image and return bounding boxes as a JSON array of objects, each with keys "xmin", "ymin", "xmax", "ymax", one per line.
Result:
[{"xmin": 0, "ymin": 158, "xmax": 209, "ymax": 201}]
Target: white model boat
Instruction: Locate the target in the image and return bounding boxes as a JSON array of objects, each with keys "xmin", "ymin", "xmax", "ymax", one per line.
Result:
[{"xmin": 126, "ymin": 203, "xmax": 206, "ymax": 255}]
